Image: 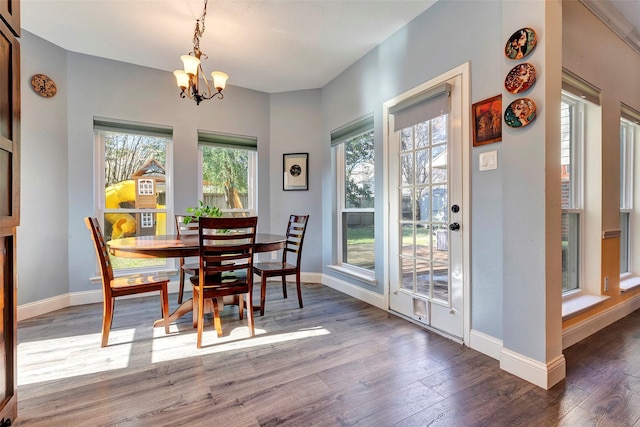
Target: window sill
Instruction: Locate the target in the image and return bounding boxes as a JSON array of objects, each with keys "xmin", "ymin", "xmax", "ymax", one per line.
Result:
[
  {"xmin": 620, "ymin": 276, "xmax": 640, "ymax": 294},
  {"xmin": 562, "ymin": 291, "xmax": 609, "ymax": 320},
  {"xmin": 327, "ymin": 264, "xmax": 377, "ymax": 286}
]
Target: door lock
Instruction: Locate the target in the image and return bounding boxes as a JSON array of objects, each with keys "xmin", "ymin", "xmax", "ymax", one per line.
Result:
[{"xmin": 451, "ymin": 204, "xmax": 460, "ymax": 213}]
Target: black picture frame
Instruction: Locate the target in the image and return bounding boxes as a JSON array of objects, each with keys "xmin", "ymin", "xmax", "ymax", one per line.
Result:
[{"xmin": 283, "ymin": 153, "xmax": 308, "ymax": 191}]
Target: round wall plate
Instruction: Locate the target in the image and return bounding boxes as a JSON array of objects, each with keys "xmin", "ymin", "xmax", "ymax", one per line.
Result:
[
  {"xmin": 31, "ymin": 74, "xmax": 57, "ymax": 98},
  {"xmin": 504, "ymin": 98, "xmax": 537, "ymax": 128},
  {"xmin": 505, "ymin": 63, "xmax": 536, "ymax": 94},
  {"xmin": 505, "ymin": 27, "xmax": 537, "ymax": 60}
]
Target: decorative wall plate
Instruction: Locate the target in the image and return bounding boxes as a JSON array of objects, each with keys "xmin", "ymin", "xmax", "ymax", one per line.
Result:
[
  {"xmin": 505, "ymin": 27, "xmax": 537, "ymax": 60},
  {"xmin": 31, "ymin": 74, "xmax": 57, "ymax": 98},
  {"xmin": 504, "ymin": 98, "xmax": 536, "ymax": 128},
  {"xmin": 504, "ymin": 63, "xmax": 536, "ymax": 94}
]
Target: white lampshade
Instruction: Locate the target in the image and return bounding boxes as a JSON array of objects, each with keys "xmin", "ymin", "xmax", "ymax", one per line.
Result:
[
  {"xmin": 173, "ymin": 70, "xmax": 190, "ymax": 89},
  {"xmin": 211, "ymin": 71, "xmax": 229, "ymax": 91},
  {"xmin": 180, "ymin": 55, "xmax": 201, "ymax": 76}
]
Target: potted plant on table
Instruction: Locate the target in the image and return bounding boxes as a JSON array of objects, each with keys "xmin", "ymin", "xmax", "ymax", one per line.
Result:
[{"xmin": 183, "ymin": 200, "xmax": 222, "ymax": 224}]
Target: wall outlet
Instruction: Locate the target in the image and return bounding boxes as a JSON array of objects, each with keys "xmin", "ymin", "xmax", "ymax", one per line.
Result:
[
  {"xmin": 604, "ymin": 276, "xmax": 609, "ymax": 292},
  {"xmin": 271, "ymin": 251, "xmax": 277, "ymax": 260}
]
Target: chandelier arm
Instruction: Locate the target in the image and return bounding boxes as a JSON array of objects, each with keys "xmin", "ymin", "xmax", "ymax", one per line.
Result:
[{"xmin": 200, "ymin": 63, "xmax": 214, "ymax": 97}]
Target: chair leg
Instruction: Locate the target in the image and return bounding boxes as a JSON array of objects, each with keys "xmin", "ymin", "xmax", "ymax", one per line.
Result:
[
  {"xmin": 178, "ymin": 259, "xmax": 185, "ymax": 304},
  {"xmin": 260, "ymin": 275, "xmax": 268, "ymax": 316},
  {"xmin": 212, "ymin": 298, "xmax": 223, "ymax": 338},
  {"xmin": 296, "ymin": 271, "xmax": 303, "ymax": 308},
  {"xmin": 238, "ymin": 292, "xmax": 244, "ymax": 320},
  {"xmin": 192, "ymin": 295, "xmax": 198, "ymax": 328},
  {"xmin": 161, "ymin": 287, "xmax": 170, "ymax": 334},
  {"xmin": 281, "ymin": 275, "xmax": 288, "ymax": 299},
  {"xmin": 246, "ymin": 291, "xmax": 255, "ymax": 337},
  {"xmin": 196, "ymin": 290, "xmax": 205, "ymax": 349},
  {"xmin": 101, "ymin": 297, "xmax": 114, "ymax": 347}
]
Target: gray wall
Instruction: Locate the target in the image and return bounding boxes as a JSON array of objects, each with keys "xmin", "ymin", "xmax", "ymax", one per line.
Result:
[
  {"xmin": 18, "ymin": 32, "xmax": 70, "ymax": 304},
  {"xmin": 269, "ymin": 90, "xmax": 323, "ymax": 272}
]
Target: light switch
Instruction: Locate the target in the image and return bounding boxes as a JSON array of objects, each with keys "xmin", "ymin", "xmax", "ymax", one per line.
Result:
[{"xmin": 479, "ymin": 150, "xmax": 498, "ymax": 171}]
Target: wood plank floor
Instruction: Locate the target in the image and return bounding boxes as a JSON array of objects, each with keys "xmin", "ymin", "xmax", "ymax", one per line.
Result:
[{"xmin": 13, "ymin": 283, "xmax": 640, "ymax": 426}]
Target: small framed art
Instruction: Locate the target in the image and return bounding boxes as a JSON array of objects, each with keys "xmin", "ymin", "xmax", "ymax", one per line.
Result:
[
  {"xmin": 472, "ymin": 95, "xmax": 502, "ymax": 147},
  {"xmin": 283, "ymin": 153, "xmax": 308, "ymax": 191}
]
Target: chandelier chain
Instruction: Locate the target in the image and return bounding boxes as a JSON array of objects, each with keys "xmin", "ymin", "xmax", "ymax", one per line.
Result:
[{"xmin": 192, "ymin": 0, "xmax": 208, "ymax": 55}]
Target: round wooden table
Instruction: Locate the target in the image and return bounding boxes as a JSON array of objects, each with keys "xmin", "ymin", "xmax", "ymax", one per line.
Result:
[
  {"xmin": 107, "ymin": 233, "xmax": 286, "ymax": 326},
  {"xmin": 107, "ymin": 233, "xmax": 286, "ymax": 258}
]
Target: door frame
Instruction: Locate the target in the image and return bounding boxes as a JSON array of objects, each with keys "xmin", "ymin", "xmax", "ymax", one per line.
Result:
[{"xmin": 382, "ymin": 62, "xmax": 471, "ymax": 345}]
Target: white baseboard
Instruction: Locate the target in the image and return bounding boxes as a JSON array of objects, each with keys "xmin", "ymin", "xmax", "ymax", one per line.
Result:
[
  {"xmin": 562, "ymin": 293, "xmax": 640, "ymax": 349},
  {"xmin": 500, "ymin": 348, "xmax": 566, "ymax": 390},
  {"xmin": 17, "ymin": 294, "xmax": 71, "ymax": 322},
  {"xmin": 469, "ymin": 329, "xmax": 503, "ymax": 360},
  {"xmin": 18, "ymin": 280, "xmax": 183, "ymax": 321},
  {"xmin": 320, "ymin": 273, "xmax": 385, "ymax": 309}
]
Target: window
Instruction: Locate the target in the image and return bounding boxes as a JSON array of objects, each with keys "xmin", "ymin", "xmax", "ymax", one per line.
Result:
[
  {"xmin": 331, "ymin": 116, "xmax": 375, "ymax": 273},
  {"xmin": 561, "ymin": 94, "xmax": 584, "ymax": 293},
  {"xmin": 620, "ymin": 119, "xmax": 634, "ymax": 275},
  {"xmin": 197, "ymin": 131, "xmax": 257, "ymax": 216},
  {"xmin": 94, "ymin": 118, "xmax": 173, "ymax": 272}
]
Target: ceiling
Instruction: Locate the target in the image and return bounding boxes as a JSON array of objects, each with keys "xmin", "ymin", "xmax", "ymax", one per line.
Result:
[
  {"xmin": 20, "ymin": 1, "xmax": 640, "ymax": 95},
  {"xmin": 20, "ymin": 0, "xmax": 437, "ymax": 94}
]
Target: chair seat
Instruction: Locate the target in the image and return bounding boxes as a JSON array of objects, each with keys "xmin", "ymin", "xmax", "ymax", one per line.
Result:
[
  {"xmin": 112, "ymin": 273, "xmax": 170, "ymax": 288},
  {"xmin": 182, "ymin": 262, "xmax": 198, "ymax": 274},
  {"xmin": 253, "ymin": 262, "xmax": 297, "ymax": 275},
  {"xmin": 190, "ymin": 274, "xmax": 249, "ymax": 295}
]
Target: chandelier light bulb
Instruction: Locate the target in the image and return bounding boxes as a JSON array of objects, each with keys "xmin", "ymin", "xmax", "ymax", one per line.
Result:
[
  {"xmin": 173, "ymin": 70, "xmax": 189, "ymax": 89},
  {"xmin": 211, "ymin": 71, "xmax": 229, "ymax": 91},
  {"xmin": 180, "ymin": 55, "xmax": 201, "ymax": 76}
]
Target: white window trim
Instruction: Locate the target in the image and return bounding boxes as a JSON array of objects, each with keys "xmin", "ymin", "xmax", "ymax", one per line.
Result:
[
  {"xmin": 197, "ymin": 145, "xmax": 257, "ymax": 217},
  {"xmin": 94, "ymin": 128, "xmax": 174, "ymax": 275},
  {"xmin": 334, "ymin": 134, "xmax": 376, "ymax": 279},
  {"xmin": 561, "ymin": 93, "xmax": 585, "ymax": 295},
  {"xmin": 621, "ymin": 120, "xmax": 635, "ymax": 275}
]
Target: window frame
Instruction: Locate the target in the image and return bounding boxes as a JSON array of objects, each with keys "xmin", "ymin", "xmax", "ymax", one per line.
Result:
[
  {"xmin": 561, "ymin": 93, "xmax": 585, "ymax": 294},
  {"xmin": 331, "ymin": 116, "xmax": 376, "ymax": 280},
  {"xmin": 94, "ymin": 121, "xmax": 174, "ymax": 274},
  {"xmin": 197, "ymin": 131, "xmax": 258, "ymax": 217},
  {"xmin": 620, "ymin": 120, "xmax": 634, "ymax": 276}
]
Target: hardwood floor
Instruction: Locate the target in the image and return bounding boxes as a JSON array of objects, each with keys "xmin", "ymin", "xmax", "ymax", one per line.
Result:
[{"xmin": 13, "ymin": 283, "xmax": 640, "ymax": 426}]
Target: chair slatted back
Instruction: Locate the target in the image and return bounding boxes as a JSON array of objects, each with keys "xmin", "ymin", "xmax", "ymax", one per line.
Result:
[
  {"xmin": 282, "ymin": 215, "xmax": 309, "ymax": 266},
  {"xmin": 175, "ymin": 215, "xmax": 199, "ymax": 236},
  {"xmin": 84, "ymin": 217, "xmax": 115, "ymax": 297},
  {"xmin": 198, "ymin": 217, "xmax": 258, "ymax": 281}
]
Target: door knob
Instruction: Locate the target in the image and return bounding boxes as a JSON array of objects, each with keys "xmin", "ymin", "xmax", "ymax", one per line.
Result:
[{"xmin": 449, "ymin": 222, "xmax": 460, "ymax": 231}]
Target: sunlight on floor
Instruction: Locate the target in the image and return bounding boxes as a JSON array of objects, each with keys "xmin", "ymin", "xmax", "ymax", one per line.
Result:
[
  {"xmin": 151, "ymin": 325, "xmax": 330, "ymax": 363},
  {"xmin": 17, "ymin": 325, "xmax": 330, "ymax": 386},
  {"xmin": 17, "ymin": 330, "xmax": 135, "ymax": 386}
]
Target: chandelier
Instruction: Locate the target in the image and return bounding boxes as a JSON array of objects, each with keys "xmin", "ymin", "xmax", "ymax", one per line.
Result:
[{"xmin": 173, "ymin": 0, "xmax": 228, "ymax": 105}]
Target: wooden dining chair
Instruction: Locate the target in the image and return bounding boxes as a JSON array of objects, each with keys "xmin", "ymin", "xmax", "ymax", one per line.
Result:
[
  {"xmin": 253, "ymin": 214, "xmax": 309, "ymax": 316},
  {"xmin": 191, "ymin": 216, "xmax": 258, "ymax": 348},
  {"xmin": 84, "ymin": 217, "xmax": 170, "ymax": 347},
  {"xmin": 175, "ymin": 214, "xmax": 199, "ymax": 304}
]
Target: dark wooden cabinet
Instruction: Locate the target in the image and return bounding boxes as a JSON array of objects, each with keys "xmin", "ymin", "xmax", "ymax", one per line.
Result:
[{"xmin": 0, "ymin": 0, "xmax": 19, "ymax": 424}]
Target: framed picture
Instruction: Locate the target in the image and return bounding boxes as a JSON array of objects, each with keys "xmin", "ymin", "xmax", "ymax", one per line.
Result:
[
  {"xmin": 472, "ymin": 95, "xmax": 502, "ymax": 147},
  {"xmin": 283, "ymin": 153, "xmax": 308, "ymax": 191}
]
